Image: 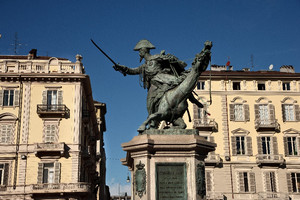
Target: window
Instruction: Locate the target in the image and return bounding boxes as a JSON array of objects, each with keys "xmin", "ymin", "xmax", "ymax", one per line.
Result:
[
  {"xmin": 196, "ymin": 81, "xmax": 205, "ymax": 90},
  {"xmin": 0, "ymin": 89, "xmax": 19, "ymax": 107},
  {"xmin": 258, "ymin": 83, "xmax": 266, "ymax": 90},
  {"xmin": 233, "ymin": 82, "xmax": 241, "ymax": 90},
  {"xmin": 283, "ymin": 82, "xmax": 291, "ymax": 91},
  {"xmin": 291, "ymin": 173, "xmax": 300, "ymax": 193},
  {"xmin": 38, "ymin": 162, "xmax": 60, "ymax": 184},
  {"xmin": 265, "ymin": 172, "xmax": 277, "ymax": 193},
  {"xmin": 229, "ymin": 103, "xmax": 250, "ymax": 122},
  {"xmin": 238, "ymin": 172, "xmax": 255, "ymax": 193},
  {"xmin": 42, "ymin": 89, "xmax": 63, "ymax": 111},
  {"xmin": 259, "ymin": 104, "xmax": 269, "ymax": 124},
  {"xmin": 193, "ymin": 104, "xmax": 208, "ymax": 125},
  {"xmin": 231, "ymin": 135, "xmax": 252, "ymax": 156},
  {"xmin": 0, "ymin": 124, "xmax": 13, "ymax": 144},
  {"xmin": 257, "ymin": 136, "xmax": 278, "ymax": 155},
  {"xmin": 43, "ymin": 163, "xmax": 55, "ymax": 183},
  {"xmin": 0, "ymin": 163, "xmax": 9, "ymax": 185},
  {"xmin": 283, "ymin": 104, "xmax": 295, "ymax": 121},
  {"xmin": 284, "ymin": 136, "xmax": 300, "ymax": 156}
]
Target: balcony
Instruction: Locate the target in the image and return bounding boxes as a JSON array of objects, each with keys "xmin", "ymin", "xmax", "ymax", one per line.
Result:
[
  {"xmin": 255, "ymin": 119, "xmax": 280, "ymax": 132},
  {"xmin": 193, "ymin": 118, "xmax": 218, "ymax": 131},
  {"xmin": 31, "ymin": 183, "xmax": 91, "ymax": 194},
  {"xmin": 37, "ymin": 104, "xmax": 70, "ymax": 118},
  {"xmin": 257, "ymin": 192, "xmax": 289, "ymax": 200},
  {"xmin": 205, "ymin": 153, "xmax": 222, "ymax": 166},
  {"xmin": 34, "ymin": 142, "xmax": 65, "ymax": 158},
  {"xmin": 256, "ymin": 154, "xmax": 285, "ymax": 166}
]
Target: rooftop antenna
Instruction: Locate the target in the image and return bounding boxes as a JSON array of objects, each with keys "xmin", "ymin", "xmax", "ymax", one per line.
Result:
[
  {"xmin": 251, "ymin": 54, "xmax": 254, "ymax": 70},
  {"xmin": 11, "ymin": 32, "xmax": 22, "ymax": 55}
]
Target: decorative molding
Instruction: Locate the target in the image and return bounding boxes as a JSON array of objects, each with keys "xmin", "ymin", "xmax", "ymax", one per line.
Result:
[
  {"xmin": 255, "ymin": 97, "xmax": 272, "ymax": 104},
  {"xmin": 283, "ymin": 128, "xmax": 300, "ymax": 135},
  {"xmin": 231, "ymin": 128, "xmax": 250, "ymax": 135},
  {"xmin": 281, "ymin": 97, "xmax": 297, "ymax": 104},
  {"xmin": 231, "ymin": 97, "xmax": 247, "ymax": 103},
  {"xmin": 73, "ymin": 83, "xmax": 82, "ymax": 144},
  {"xmin": 22, "ymin": 83, "xmax": 31, "ymax": 144},
  {"xmin": 135, "ymin": 161, "xmax": 146, "ymax": 198}
]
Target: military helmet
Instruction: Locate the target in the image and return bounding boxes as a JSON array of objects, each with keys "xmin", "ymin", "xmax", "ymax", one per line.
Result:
[{"xmin": 134, "ymin": 39, "xmax": 155, "ymax": 51}]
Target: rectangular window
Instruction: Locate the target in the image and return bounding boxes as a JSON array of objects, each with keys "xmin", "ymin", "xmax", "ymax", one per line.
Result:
[
  {"xmin": 43, "ymin": 163, "xmax": 55, "ymax": 183},
  {"xmin": 284, "ymin": 104, "xmax": 295, "ymax": 121},
  {"xmin": 258, "ymin": 83, "xmax": 266, "ymax": 90},
  {"xmin": 259, "ymin": 104, "xmax": 269, "ymax": 124},
  {"xmin": 234, "ymin": 104, "xmax": 245, "ymax": 121},
  {"xmin": 283, "ymin": 82, "xmax": 291, "ymax": 91},
  {"xmin": 287, "ymin": 137, "xmax": 298, "ymax": 156},
  {"xmin": 243, "ymin": 172, "xmax": 249, "ymax": 192},
  {"xmin": 47, "ymin": 90, "xmax": 58, "ymax": 110},
  {"xmin": 3, "ymin": 90, "xmax": 14, "ymax": 106},
  {"xmin": 236, "ymin": 136, "xmax": 246, "ymax": 155},
  {"xmin": 233, "ymin": 82, "xmax": 241, "ymax": 90},
  {"xmin": 267, "ymin": 172, "xmax": 277, "ymax": 192},
  {"xmin": 0, "ymin": 124, "xmax": 12, "ymax": 144},
  {"xmin": 291, "ymin": 173, "xmax": 300, "ymax": 193},
  {"xmin": 196, "ymin": 81, "xmax": 205, "ymax": 90},
  {"xmin": 262, "ymin": 136, "xmax": 271, "ymax": 155}
]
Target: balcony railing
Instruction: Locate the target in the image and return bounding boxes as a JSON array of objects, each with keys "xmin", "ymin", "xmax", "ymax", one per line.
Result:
[
  {"xmin": 37, "ymin": 104, "xmax": 70, "ymax": 117},
  {"xmin": 34, "ymin": 142, "xmax": 65, "ymax": 157},
  {"xmin": 256, "ymin": 154, "xmax": 285, "ymax": 165},
  {"xmin": 255, "ymin": 119, "xmax": 280, "ymax": 132},
  {"xmin": 31, "ymin": 183, "xmax": 91, "ymax": 193},
  {"xmin": 193, "ymin": 118, "xmax": 218, "ymax": 131},
  {"xmin": 257, "ymin": 192, "xmax": 289, "ymax": 199}
]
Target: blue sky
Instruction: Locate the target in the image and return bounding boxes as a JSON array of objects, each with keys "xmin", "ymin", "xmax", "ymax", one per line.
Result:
[{"xmin": 1, "ymin": 0, "xmax": 300, "ymax": 195}]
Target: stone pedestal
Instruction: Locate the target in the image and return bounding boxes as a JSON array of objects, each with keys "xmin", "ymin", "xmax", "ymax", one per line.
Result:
[{"xmin": 121, "ymin": 129, "xmax": 216, "ymax": 200}]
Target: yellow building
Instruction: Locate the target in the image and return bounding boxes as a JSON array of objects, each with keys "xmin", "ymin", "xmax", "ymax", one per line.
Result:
[
  {"xmin": 184, "ymin": 65, "xmax": 300, "ymax": 200},
  {"xmin": 0, "ymin": 50, "xmax": 107, "ymax": 200}
]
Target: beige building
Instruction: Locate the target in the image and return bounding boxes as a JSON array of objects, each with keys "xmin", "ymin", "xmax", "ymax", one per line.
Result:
[
  {"xmin": 184, "ymin": 65, "xmax": 300, "ymax": 200},
  {"xmin": 0, "ymin": 50, "xmax": 108, "ymax": 200}
]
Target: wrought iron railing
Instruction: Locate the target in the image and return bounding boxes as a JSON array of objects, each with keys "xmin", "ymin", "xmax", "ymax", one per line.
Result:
[{"xmin": 37, "ymin": 104, "xmax": 70, "ymax": 116}]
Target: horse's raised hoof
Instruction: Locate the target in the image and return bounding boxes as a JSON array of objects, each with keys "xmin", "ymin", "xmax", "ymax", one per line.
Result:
[{"xmin": 137, "ymin": 125, "xmax": 146, "ymax": 133}]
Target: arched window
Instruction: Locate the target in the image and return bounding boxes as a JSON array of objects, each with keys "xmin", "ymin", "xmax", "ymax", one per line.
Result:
[{"xmin": 0, "ymin": 113, "xmax": 17, "ymax": 144}]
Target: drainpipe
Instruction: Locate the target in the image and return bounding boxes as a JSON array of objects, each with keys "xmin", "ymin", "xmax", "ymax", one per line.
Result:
[{"xmin": 13, "ymin": 75, "xmax": 23, "ymax": 189}]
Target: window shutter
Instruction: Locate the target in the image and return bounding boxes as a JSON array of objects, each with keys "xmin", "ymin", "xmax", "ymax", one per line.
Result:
[
  {"xmin": 297, "ymin": 137, "xmax": 300, "ymax": 156},
  {"xmin": 0, "ymin": 90, "xmax": 3, "ymax": 106},
  {"xmin": 254, "ymin": 104, "xmax": 260, "ymax": 120},
  {"xmin": 283, "ymin": 137, "xmax": 288, "ymax": 156},
  {"xmin": 14, "ymin": 90, "xmax": 19, "ymax": 106},
  {"xmin": 269, "ymin": 104, "xmax": 275, "ymax": 121},
  {"xmin": 229, "ymin": 104, "xmax": 235, "ymax": 121},
  {"xmin": 265, "ymin": 172, "xmax": 271, "ymax": 192},
  {"xmin": 244, "ymin": 104, "xmax": 250, "ymax": 121},
  {"xmin": 193, "ymin": 104, "xmax": 199, "ymax": 119},
  {"xmin": 238, "ymin": 172, "xmax": 245, "ymax": 192},
  {"xmin": 37, "ymin": 163, "xmax": 43, "ymax": 184},
  {"xmin": 231, "ymin": 136, "xmax": 237, "ymax": 156},
  {"xmin": 257, "ymin": 137, "xmax": 262, "ymax": 155},
  {"xmin": 246, "ymin": 136, "xmax": 253, "ymax": 156},
  {"xmin": 205, "ymin": 171, "xmax": 212, "ymax": 192},
  {"xmin": 282, "ymin": 104, "xmax": 286, "ymax": 122},
  {"xmin": 249, "ymin": 172, "xmax": 256, "ymax": 192},
  {"xmin": 3, "ymin": 163, "xmax": 9, "ymax": 185},
  {"xmin": 295, "ymin": 105, "xmax": 300, "ymax": 121},
  {"xmin": 57, "ymin": 90, "xmax": 63, "ymax": 105},
  {"xmin": 272, "ymin": 137, "xmax": 278, "ymax": 155},
  {"xmin": 42, "ymin": 91, "xmax": 47, "ymax": 105},
  {"xmin": 286, "ymin": 173, "xmax": 292, "ymax": 193},
  {"xmin": 54, "ymin": 162, "xmax": 61, "ymax": 183}
]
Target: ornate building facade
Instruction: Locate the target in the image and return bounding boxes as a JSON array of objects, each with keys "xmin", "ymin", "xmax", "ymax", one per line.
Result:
[
  {"xmin": 0, "ymin": 50, "xmax": 107, "ymax": 200},
  {"xmin": 184, "ymin": 65, "xmax": 300, "ymax": 200}
]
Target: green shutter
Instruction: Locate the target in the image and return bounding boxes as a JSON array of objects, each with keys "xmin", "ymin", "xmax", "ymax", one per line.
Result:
[
  {"xmin": 254, "ymin": 104, "xmax": 260, "ymax": 120},
  {"xmin": 42, "ymin": 91, "xmax": 47, "ymax": 105},
  {"xmin": 283, "ymin": 137, "xmax": 288, "ymax": 156},
  {"xmin": 57, "ymin": 90, "xmax": 63, "ymax": 105},
  {"xmin": 37, "ymin": 163, "xmax": 43, "ymax": 184},
  {"xmin": 265, "ymin": 172, "xmax": 271, "ymax": 192},
  {"xmin": 244, "ymin": 104, "xmax": 250, "ymax": 121},
  {"xmin": 282, "ymin": 104, "xmax": 286, "ymax": 122},
  {"xmin": 239, "ymin": 172, "xmax": 245, "ymax": 192},
  {"xmin": 286, "ymin": 173, "xmax": 292, "ymax": 193},
  {"xmin": 249, "ymin": 172, "xmax": 256, "ymax": 192},
  {"xmin": 229, "ymin": 104, "xmax": 235, "ymax": 121},
  {"xmin": 14, "ymin": 90, "xmax": 19, "ymax": 106},
  {"xmin": 231, "ymin": 136, "xmax": 237, "ymax": 156},
  {"xmin": 269, "ymin": 104, "xmax": 275, "ymax": 121},
  {"xmin": 297, "ymin": 137, "xmax": 300, "ymax": 156},
  {"xmin": 54, "ymin": 162, "xmax": 61, "ymax": 183},
  {"xmin": 295, "ymin": 105, "xmax": 300, "ymax": 121},
  {"xmin": 272, "ymin": 137, "xmax": 278, "ymax": 155},
  {"xmin": 3, "ymin": 163, "xmax": 9, "ymax": 185},
  {"xmin": 246, "ymin": 136, "xmax": 253, "ymax": 156},
  {"xmin": 0, "ymin": 90, "xmax": 3, "ymax": 106},
  {"xmin": 257, "ymin": 137, "xmax": 262, "ymax": 155}
]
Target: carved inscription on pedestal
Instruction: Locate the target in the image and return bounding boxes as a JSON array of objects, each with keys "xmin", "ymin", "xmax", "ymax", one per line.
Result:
[{"xmin": 156, "ymin": 163, "xmax": 187, "ymax": 200}]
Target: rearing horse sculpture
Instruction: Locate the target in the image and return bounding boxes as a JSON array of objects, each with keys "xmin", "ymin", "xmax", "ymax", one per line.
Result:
[{"xmin": 137, "ymin": 41, "xmax": 212, "ymax": 132}]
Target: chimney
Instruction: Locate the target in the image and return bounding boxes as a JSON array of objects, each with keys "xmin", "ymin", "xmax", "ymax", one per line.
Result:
[
  {"xmin": 28, "ymin": 49, "xmax": 37, "ymax": 59},
  {"xmin": 280, "ymin": 65, "xmax": 295, "ymax": 73}
]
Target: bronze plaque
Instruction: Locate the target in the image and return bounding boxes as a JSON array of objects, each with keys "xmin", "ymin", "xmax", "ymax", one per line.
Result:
[{"xmin": 156, "ymin": 163, "xmax": 187, "ymax": 200}]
